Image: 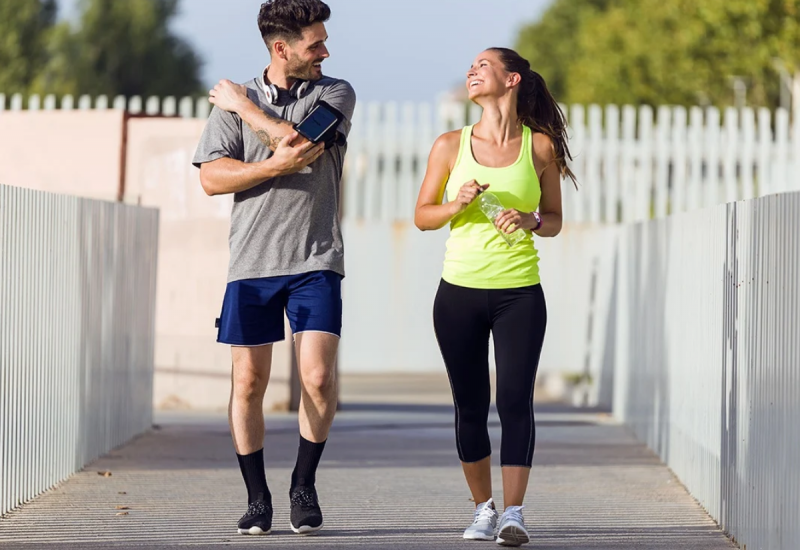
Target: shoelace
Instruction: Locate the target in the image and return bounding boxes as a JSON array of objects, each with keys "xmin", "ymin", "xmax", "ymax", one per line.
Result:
[
  {"xmin": 291, "ymin": 488, "xmax": 318, "ymax": 510},
  {"xmin": 501, "ymin": 505, "xmax": 525, "ymax": 526},
  {"xmin": 245, "ymin": 501, "xmax": 270, "ymax": 517},
  {"xmin": 473, "ymin": 499, "xmax": 497, "ymax": 524}
]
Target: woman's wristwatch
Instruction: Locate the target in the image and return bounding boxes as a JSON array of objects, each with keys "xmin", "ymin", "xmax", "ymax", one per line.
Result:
[{"xmin": 532, "ymin": 211, "xmax": 542, "ymax": 231}]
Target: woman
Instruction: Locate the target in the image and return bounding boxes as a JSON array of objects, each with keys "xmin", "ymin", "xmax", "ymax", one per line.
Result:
[{"xmin": 414, "ymin": 47, "xmax": 574, "ymax": 547}]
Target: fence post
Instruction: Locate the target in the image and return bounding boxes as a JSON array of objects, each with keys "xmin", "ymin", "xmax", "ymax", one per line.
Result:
[
  {"xmin": 586, "ymin": 104, "xmax": 603, "ymax": 224},
  {"xmin": 654, "ymin": 105, "xmax": 671, "ymax": 218},
  {"xmin": 620, "ymin": 105, "xmax": 636, "ymax": 222},
  {"xmin": 671, "ymin": 107, "xmax": 688, "ymax": 215},
  {"xmin": 380, "ymin": 102, "xmax": 398, "ymax": 221},
  {"xmin": 722, "ymin": 107, "xmax": 739, "ymax": 203},
  {"xmin": 569, "ymin": 104, "xmax": 586, "ymax": 223},
  {"xmin": 636, "ymin": 105, "xmax": 653, "ymax": 220},
  {"xmin": 178, "ymin": 96, "xmax": 194, "ymax": 118},
  {"xmin": 774, "ymin": 108, "xmax": 789, "ymax": 194},
  {"xmin": 145, "ymin": 96, "xmax": 160, "ymax": 116},
  {"xmin": 704, "ymin": 107, "xmax": 720, "ymax": 208},
  {"xmin": 128, "ymin": 96, "xmax": 143, "ymax": 114},
  {"xmin": 740, "ymin": 108, "xmax": 755, "ymax": 200},
  {"xmin": 113, "ymin": 95, "xmax": 127, "ymax": 111},
  {"xmin": 756, "ymin": 109, "xmax": 772, "ymax": 197}
]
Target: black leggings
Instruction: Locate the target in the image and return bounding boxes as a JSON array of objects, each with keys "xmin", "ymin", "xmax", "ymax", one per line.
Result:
[{"xmin": 433, "ymin": 279, "xmax": 547, "ymax": 467}]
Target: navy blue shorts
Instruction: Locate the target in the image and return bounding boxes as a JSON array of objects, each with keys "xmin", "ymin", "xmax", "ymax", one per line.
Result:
[{"xmin": 216, "ymin": 270, "xmax": 343, "ymax": 346}]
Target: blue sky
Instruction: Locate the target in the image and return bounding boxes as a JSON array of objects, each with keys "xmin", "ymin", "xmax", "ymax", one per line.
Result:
[{"xmin": 58, "ymin": 0, "xmax": 552, "ymax": 102}]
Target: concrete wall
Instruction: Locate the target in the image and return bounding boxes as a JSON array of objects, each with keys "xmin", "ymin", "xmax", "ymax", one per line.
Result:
[
  {"xmin": 0, "ymin": 110, "xmax": 124, "ymax": 201},
  {"xmin": 0, "ymin": 112, "xmax": 294, "ymax": 412},
  {"xmin": 1, "ymin": 111, "xmax": 613, "ymax": 410},
  {"xmin": 123, "ymin": 118, "xmax": 294, "ymax": 412},
  {"xmin": 340, "ymin": 219, "xmax": 617, "ymax": 407}
]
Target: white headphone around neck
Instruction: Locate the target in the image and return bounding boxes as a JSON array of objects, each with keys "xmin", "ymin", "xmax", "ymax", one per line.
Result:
[{"xmin": 260, "ymin": 66, "xmax": 311, "ymax": 105}]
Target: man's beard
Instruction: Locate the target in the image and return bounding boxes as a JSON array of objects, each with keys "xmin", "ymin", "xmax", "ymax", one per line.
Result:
[{"xmin": 286, "ymin": 54, "xmax": 323, "ymax": 81}]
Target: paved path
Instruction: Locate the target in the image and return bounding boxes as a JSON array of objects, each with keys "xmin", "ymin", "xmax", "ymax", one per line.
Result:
[{"xmin": 0, "ymin": 403, "xmax": 736, "ymax": 549}]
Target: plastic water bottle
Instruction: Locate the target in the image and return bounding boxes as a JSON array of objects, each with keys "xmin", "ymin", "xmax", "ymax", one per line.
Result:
[{"xmin": 477, "ymin": 191, "xmax": 526, "ymax": 247}]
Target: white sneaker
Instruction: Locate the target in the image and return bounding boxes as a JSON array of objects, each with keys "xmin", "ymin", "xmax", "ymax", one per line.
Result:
[
  {"xmin": 463, "ymin": 498, "xmax": 498, "ymax": 540},
  {"xmin": 496, "ymin": 505, "xmax": 529, "ymax": 547}
]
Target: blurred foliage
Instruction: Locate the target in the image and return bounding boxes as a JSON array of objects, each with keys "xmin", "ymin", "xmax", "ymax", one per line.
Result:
[
  {"xmin": 0, "ymin": 0, "xmax": 58, "ymax": 95},
  {"xmin": 516, "ymin": 0, "xmax": 800, "ymax": 109},
  {"xmin": 1, "ymin": 0, "xmax": 203, "ymax": 98}
]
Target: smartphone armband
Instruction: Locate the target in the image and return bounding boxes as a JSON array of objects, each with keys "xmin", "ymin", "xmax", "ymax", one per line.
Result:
[{"xmin": 293, "ymin": 100, "xmax": 346, "ymax": 149}]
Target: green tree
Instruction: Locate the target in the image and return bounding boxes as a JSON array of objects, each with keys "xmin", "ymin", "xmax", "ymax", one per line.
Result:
[
  {"xmin": 516, "ymin": 0, "xmax": 800, "ymax": 109},
  {"xmin": 34, "ymin": 0, "xmax": 203, "ymax": 98},
  {"xmin": 0, "ymin": 0, "xmax": 57, "ymax": 95},
  {"xmin": 515, "ymin": 0, "xmax": 614, "ymax": 103}
]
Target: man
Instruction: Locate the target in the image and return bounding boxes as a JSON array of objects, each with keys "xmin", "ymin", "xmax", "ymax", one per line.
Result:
[{"xmin": 192, "ymin": 0, "xmax": 356, "ymax": 536}]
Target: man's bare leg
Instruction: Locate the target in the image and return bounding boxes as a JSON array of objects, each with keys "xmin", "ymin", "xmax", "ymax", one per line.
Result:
[
  {"xmin": 294, "ymin": 332, "xmax": 339, "ymax": 442},
  {"xmin": 288, "ymin": 331, "xmax": 338, "ymax": 534},
  {"xmin": 229, "ymin": 345, "xmax": 273, "ymax": 535},
  {"xmin": 229, "ymin": 345, "xmax": 273, "ymax": 453}
]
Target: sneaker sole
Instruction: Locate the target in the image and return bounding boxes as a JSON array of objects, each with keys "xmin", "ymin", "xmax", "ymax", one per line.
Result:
[
  {"xmin": 496, "ymin": 525, "xmax": 529, "ymax": 547},
  {"xmin": 290, "ymin": 521, "xmax": 324, "ymax": 535},
  {"xmin": 237, "ymin": 526, "xmax": 271, "ymax": 535}
]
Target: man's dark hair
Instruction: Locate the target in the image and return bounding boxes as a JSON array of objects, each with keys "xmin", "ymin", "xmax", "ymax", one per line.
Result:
[{"xmin": 258, "ymin": 0, "xmax": 331, "ymax": 49}]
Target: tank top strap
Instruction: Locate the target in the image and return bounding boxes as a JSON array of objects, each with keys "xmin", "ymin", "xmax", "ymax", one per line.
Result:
[
  {"xmin": 522, "ymin": 124, "xmax": 535, "ymax": 170},
  {"xmin": 453, "ymin": 125, "xmax": 475, "ymax": 171}
]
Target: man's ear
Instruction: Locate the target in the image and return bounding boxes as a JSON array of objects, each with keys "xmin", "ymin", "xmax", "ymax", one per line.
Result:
[{"xmin": 272, "ymin": 40, "xmax": 289, "ymax": 61}]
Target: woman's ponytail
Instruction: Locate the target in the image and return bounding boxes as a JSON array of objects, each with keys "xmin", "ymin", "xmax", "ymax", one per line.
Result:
[{"xmin": 490, "ymin": 48, "xmax": 576, "ymax": 186}]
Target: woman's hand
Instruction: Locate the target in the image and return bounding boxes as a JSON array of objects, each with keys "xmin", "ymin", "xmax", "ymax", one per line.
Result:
[
  {"xmin": 209, "ymin": 79, "xmax": 250, "ymax": 114},
  {"xmin": 452, "ymin": 180, "xmax": 490, "ymax": 215},
  {"xmin": 494, "ymin": 209, "xmax": 535, "ymax": 234}
]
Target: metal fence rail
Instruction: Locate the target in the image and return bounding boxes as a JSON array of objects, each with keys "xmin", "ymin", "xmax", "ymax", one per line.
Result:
[
  {"xmin": 613, "ymin": 191, "xmax": 800, "ymax": 549},
  {"xmin": 0, "ymin": 185, "xmax": 159, "ymax": 517}
]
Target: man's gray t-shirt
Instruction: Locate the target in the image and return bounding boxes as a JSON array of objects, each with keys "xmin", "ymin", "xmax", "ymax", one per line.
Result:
[{"xmin": 192, "ymin": 76, "xmax": 356, "ymax": 283}]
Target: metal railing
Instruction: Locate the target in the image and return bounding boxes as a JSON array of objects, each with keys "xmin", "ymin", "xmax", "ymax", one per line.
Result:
[
  {"xmin": 613, "ymin": 191, "xmax": 800, "ymax": 549},
  {"xmin": 0, "ymin": 185, "xmax": 159, "ymax": 516}
]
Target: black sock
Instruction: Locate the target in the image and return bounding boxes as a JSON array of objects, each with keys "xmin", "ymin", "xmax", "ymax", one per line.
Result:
[
  {"xmin": 237, "ymin": 449, "xmax": 271, "ymax": 504},
  {"xmin": 291, "ymin": 436, "xmax": 326, "ymax": 489}
]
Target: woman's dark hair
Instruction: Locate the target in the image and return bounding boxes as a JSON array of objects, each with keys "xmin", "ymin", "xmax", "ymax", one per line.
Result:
[
  {"xmin": 489, "ymin": 47, "xmax": 576, "ymax": 186},
  {"xmin": 258, "ymin": 0, "xmax": 331, "ymax": 49}
]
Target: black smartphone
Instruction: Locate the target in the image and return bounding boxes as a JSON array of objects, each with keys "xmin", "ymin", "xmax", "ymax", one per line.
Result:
[{"xmin": 294, "ymin": 101, "xmax": 344, "ymax": 144}]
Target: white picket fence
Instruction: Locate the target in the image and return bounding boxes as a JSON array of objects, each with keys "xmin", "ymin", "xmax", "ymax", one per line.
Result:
[
  {"xmin": 4, "ymin": 91, "xmax": 800, "ymax": 225},
  {"xmin": 0, "ymin": 92, "xmax": 211, "ymax": 119},
  {"xmin": 344, "ymin": 101, "xmax": 800, "ymax": 224}
]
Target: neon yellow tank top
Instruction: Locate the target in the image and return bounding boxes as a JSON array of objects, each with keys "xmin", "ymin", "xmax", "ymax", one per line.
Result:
[{"xmin": 442, "ymin": 124, "xmax": 541, "ymax": 289}]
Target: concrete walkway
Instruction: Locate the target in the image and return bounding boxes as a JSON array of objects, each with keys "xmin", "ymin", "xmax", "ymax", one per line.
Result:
[{"xmin": 0, "ymin": 379, "xmax": 736, "ymax": 549}]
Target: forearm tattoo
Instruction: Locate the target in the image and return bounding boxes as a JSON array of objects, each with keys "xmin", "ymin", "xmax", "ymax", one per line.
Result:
[{"xmin": 243, "ymin": 111, "xmax": 285, "ymax": 151}]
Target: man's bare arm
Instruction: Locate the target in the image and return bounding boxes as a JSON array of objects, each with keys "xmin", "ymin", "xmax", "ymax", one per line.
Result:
[
  {"xmin": 200, "ymin": 131, "xmax": 324, "ymax": 196},
  {"xmin": 209, "ymin": 79, "xmax": 307, "ymax": 152},
  {"xmin": 200, "ymin": 157, "xmax": 282, "ymax": 196}
]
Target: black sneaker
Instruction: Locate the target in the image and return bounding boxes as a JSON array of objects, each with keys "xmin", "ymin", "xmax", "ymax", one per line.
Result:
[
  {"xmin": 237, "ymin": 500, "xmax": 272, "ymax": 535},
  {"xmin": 290, "ymin": 485, "xmax": 324, "ymax": 534}
]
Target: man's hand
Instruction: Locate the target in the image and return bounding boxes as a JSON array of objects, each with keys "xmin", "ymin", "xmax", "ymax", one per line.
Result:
[
  {"xmin": 270, "ymin": 131, "xmax": 325, "ymax": 176},
  {"xmin": 209, "ymin": 79, "xmax": 250, "ymax": 114}
]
